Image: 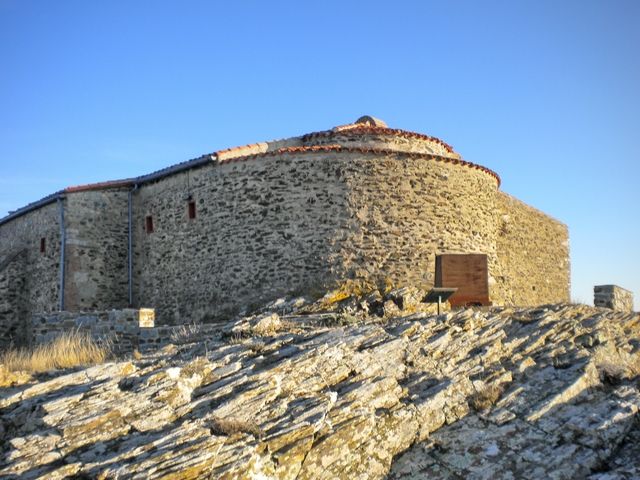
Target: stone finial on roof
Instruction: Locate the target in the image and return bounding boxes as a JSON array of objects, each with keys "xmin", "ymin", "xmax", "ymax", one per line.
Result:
[{"xmin": 355, "ymin": 115, "xmax": 387, "ymax": 128}]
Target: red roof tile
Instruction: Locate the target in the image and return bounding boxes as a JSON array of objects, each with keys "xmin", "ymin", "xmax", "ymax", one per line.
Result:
[
  {"xmin": 217, "ymin": 144, "xmax": 501, "ymax": 187},
  {"xmin": 302, "ymin": 126, "xmax": 456, "ymax": 154},
  {"xmin": 64, "ymin": 179, "xmax": 134, "ymax": 193}
]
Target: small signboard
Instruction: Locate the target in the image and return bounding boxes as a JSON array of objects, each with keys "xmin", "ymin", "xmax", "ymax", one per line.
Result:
[
  {"xmin": 424, "ymin": 287, "xmax": 458, "ymax": 314},
  {"xmin": 424, "ymin": 287, "xmax": 459, "ymax": 304},
  {"xmin": 138, "ymin": 308, "xmax": 155, "ymax": 328}
]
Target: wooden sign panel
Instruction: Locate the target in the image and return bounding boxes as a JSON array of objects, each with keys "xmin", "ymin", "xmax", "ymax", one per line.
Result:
[{"xmin": 435, "ymin": 254, "xmax": 490, "ymax": 307}]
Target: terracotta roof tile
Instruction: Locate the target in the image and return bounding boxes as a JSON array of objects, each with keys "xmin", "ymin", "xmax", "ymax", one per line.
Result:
[
  {"xmin": 64, "ymin": 179, "xmax": 134, "ymax": 193},
  {"xmin": 217, "ymin": 144, "xmax": 500, "ymax": 187},
  {"xmin": 301, "ymin": 126, "xmax": 456, "ymax": 154},
  {"xmin": 2, "ymin": 121, "xmax": 499, "ymax": 224}
]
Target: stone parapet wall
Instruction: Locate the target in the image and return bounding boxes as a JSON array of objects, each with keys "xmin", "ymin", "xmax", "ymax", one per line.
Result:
[
  {"xmin": 594, "ymin": 285, "xmax": 634, "ymax": 312},
  {"xmin": 495, "ymin": 192, "xmax": 570, "ymax": 305},
  {"xmin": 32, "ymin": 310, "xmax": 141, "ymax": 352}
]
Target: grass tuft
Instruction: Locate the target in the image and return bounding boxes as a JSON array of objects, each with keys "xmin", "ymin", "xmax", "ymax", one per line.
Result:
[
  {"xmin": 0, "ymin": 330, "xmax": 111, "ymax": 374},
  {"xmin": 169, "ymin": 322, "xmax": 203, "ymax": 344},
  {"xmin": 209, "ymin": 416, "xmax": 263, "ymax": 438},
  {"xmin": 469, "ymin": 383, "xmax": 505, "ymax": 411}
]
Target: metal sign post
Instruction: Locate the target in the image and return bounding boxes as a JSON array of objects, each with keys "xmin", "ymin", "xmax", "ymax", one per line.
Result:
[{"xmin": 424, "ymin": 287, "xmax": 458, "ymax": 314}]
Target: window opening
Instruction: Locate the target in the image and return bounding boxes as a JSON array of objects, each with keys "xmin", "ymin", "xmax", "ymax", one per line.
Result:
[
  {"xmin": 145, "ymin": 215, "xmax": 154, "ymax": 233},
  {"xmin": 188, "ymin": 201, "xmax": 196, "ymax": 219},
  {"xmin": 40, "ymin": 237, "xmax": 46, "ymax": 253}
]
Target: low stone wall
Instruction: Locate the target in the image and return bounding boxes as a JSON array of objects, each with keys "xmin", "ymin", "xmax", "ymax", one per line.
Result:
[
  {"xmin": 594, "ymin": 285, "xmax": 634, "ymax": 312},
  {"xmin": 30, "ymin": 310, "xmax": 218, "ymax": 353}
]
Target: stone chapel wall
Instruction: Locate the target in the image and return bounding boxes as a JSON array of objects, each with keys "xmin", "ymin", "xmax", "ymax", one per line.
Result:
[
  {"xmin": 0, "ymin": 202, "xmax": 61, "ymax": 347},
  {"xmin": 131, "ymin": 149, "xmax": 501, "ymax": 324},
  {"xmin": 63, "ymin": 189, "xmax": 130, "ymax": 311},
  {"xmin": 495, "ymin": 192, "xmax": 570, "ymax": 305}
]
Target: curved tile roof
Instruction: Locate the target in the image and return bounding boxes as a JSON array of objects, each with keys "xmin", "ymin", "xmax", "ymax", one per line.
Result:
[
  {"xmin": 303, "ymin": 126, "xmax": 456, "ymax": 154},
  {"xmin": 217, "ymin": 144, "xmax": 500, "ymax": 187}
]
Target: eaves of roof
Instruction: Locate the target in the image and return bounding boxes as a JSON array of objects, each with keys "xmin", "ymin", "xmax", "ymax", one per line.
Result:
[
  {"xmin": 218, "ymin": 144, "xmax": 501, "ymax": 187},
  {"xmin": 0, "ymin": 192, "xmax": 63, "ymax": 227},
  {"xmin": 0, "ymin": 155, "xmax": 215, "ymax": 226}
]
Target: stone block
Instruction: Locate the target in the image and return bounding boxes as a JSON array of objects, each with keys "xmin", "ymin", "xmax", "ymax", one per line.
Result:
[
  {"xmin": 138, "ymin": 308, "xmax": 155, "ymax": 328},
  {"xmin": 139, "ymin": 328, "xmax": 159, "ymax": 339},
  {"xmin": 594, "ymin": 285, "xmax": 634, "ymax": 312}
]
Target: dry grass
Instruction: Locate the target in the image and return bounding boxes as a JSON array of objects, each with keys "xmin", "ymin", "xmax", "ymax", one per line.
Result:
[
  {"xmin": 317, "ymin": 280, "xmax": 377, "ymax": 308},
  {"xmin": 469, "ymin": 383, "xmax": 505, "ymax": 411},
  {"xmin": 246, "ymin": 341, "xmax": 267, "ymax": 355},
  {"xmin": 226, "ymin": 332, "xmax": 249, "ymax": 345},
  {"xmin": 0, "ymin": 330, "xmax": 110, "ymax": 374},
  {"xmin": 209, "ymin": 416, "xmax": 262, "ymax": 438},
  {"xmin": 323, "ymin": 312, "xmax": 360, "ymax": 327},
  {"xmin": 169, "ymin": 322, "xmax": 203, "ymax": 344},
  {"xmin": 0, "ymin": 365, "xmax": 32, "ymax": 387}
]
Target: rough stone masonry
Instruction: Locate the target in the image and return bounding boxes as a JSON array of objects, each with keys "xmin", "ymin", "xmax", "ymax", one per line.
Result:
[
  {"xmin": 0, "ymin": 116, "xmax": 570, "ymax": 346},
  {"xmin": 594, "ymin": 284, "xmax": 634, "ymax": 312}
]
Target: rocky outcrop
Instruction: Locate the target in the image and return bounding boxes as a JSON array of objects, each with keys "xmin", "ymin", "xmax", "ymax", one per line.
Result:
[{"xmin": 1, "ymin": 296, "xmax": 639, "ymax": 479}]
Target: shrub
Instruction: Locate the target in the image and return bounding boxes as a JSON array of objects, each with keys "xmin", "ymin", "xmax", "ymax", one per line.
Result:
[
  {"xmin": 209, "ymin": 416, "xmax": 262, "ymax": 438},
  {"xmin": 0, "ymin": 330, "xmax": 110, "ymax": 374},
  {"xmin": 317, "ymin": 280, "xmax": 377, "ymax": 308},
  {"xmin": 318, "ymin": 312, "xmax": 360, "ymax": 327},
  {"xmin": 469, "ymin": 383, "xmax": 505, "ymax": 411},
  {"xmin": 169, "ymin": 322, "xmax": 203, "ymax": 344}
]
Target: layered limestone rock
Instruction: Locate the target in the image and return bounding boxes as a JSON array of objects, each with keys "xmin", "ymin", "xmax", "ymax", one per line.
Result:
[{"xmin": 1, "ymin": 293, "xmax": 639, "ymax": 479}]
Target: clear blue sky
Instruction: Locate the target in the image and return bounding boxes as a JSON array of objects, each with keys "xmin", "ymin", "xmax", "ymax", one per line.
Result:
[{"xmin": 1, "ymin": 1, "xmax": 638, "ymax": 309}]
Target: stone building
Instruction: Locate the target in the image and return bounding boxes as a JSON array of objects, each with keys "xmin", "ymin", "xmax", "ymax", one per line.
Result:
[{"xmin": 0, "ymin": 116, "xmax": 570, "ymax": 344}]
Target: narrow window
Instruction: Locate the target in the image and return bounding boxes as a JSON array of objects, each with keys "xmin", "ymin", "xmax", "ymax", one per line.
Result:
[
  {"xmin": 145, "ymin": 215, "xmax": 154, "ymax": 233},
  {"xmin": 188, "ymin": 200, "xmax": 196, "ymax": 219},
  {"xmin": 40, "ymin": 237, "xmax": 46, "ymax": 253}
]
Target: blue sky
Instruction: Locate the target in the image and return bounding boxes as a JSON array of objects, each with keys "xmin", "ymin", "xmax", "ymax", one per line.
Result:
[{"xmin": 1, "ymin": 0, "xmax": 638, "ymax": 309}]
